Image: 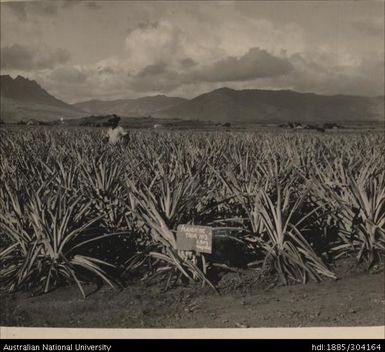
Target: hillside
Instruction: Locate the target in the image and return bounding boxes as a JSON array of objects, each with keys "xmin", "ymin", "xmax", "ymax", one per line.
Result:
[
  {"xmin": 153, "ymin": 87, "xmax": 384, "ymax": 123},
  {"xmin": 1, "ymin": 75, "xmax": 383, "ymax": 125},
  {"xmin": 0, "ymin": 75, "xmax": 83, "ymax": 123},
  {"xmin": 72, "ymin": 95, "xmax": 187, "ymax": 117}
]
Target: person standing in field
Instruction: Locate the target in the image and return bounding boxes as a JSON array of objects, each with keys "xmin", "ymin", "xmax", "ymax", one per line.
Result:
[{"xmin": 106, "ymin": 114, "xmax": 128, "ymax": 145}]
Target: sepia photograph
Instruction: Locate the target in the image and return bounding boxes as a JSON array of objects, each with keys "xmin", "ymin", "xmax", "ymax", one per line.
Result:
[{"xmin": 0, "ymin": 0, "xmax": 384, "ymax": 335}]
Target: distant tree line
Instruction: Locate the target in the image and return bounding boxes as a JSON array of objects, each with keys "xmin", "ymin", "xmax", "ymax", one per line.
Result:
[{"xmin": 279, "ymin": 122, "xmax": 343, "ymax": 132}]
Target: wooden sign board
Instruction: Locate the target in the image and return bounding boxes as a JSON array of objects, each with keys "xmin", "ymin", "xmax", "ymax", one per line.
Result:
[{"xmin": 176, "ymin": 224, "xmax": 213, "ymax": 254}]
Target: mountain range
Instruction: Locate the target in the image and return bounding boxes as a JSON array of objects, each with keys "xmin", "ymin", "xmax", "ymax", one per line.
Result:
[
  {"xmin": 73, "ymin": 95, "xmax": 187, "ymax": 117},
  {"xmin": 1, "ymin": 74, "xmax": 383, "ymax": 124},
  {"xmin": 0, "ymin": 75, "xmax": 83, "ymax": 123},
  {"xmin": 153, "ymin": 87, "xmax": 384, "ymax": 123}
]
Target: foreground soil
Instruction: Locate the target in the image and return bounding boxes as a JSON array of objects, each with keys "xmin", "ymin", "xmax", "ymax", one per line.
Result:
[{"xmin": 1, "ymin": 265, "xmax": 384, "ymax": 328}]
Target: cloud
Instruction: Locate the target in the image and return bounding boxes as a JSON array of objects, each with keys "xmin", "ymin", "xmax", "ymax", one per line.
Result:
[
  {"xmin": 121, "ymin": 18, "xmax": 298, "ymax": 93},
  {"xmin": 129, "ymin": 47, "xmax": 293, "ymax": 93},
  {"xmin": 124, "ymin": 20, "xmax": 185, "ymax": 71},
  {"xmin": 3, "ymin": 2, "xmax": 382, "ymax": 101},
  {"xmin": 1, "ymin": 44, "xmax": 71, "ymax": 70},
  {"xmin": 23, "ymin": 47, "xmax": 383, "ymax": 103},
  {"xmin": 97, "ymin": 66, "xmax": 115, "ymax": 75},
  {"xmin": 137, "ymin": 62, "xmax": 168, "ymax": 77},
  {"xmin": 33, "ymin": 2, "xmax": 58, "ymax": 16},
  {"xmin": 5, "ymin": 2, "xmax": 27, "ymax": 20},
  {"xmin": 16, "ymin": 45, "xmax": 383, "ymax": 103},
  {"xmin": 180, "ymin": 58, "xmax": 197, "ymax": 68},
  {"xmin": 5, "ymin": 1, "xmax": 58, "ymax": 20},
  {"xmin": 131, "ymin": 70, "xmax": 183, "ymax": 92},
  {"xmin": 128, "ymin": 46, "xmax": 384, "ymax": 97},
  {"xmin": 34, "ymin": 61, "xmax": 132, "ymax": 102},
  {"xmin": 196, "ymin": 47, "xmax": 293, "ymax": 82},
  {"xmin": 255, "ymin": 52, "xmax": 385, "ymax": 97},
  {"xmin": 49, "ymin": 66, "xmax": 88, "ymax": 84},
  {"xmin": 351, "ymin": 17, "xmax": 384, "ymax": 36},
  {"xmin": 85, "ymin": 2, "xmax": 103, "ymax": 10}
]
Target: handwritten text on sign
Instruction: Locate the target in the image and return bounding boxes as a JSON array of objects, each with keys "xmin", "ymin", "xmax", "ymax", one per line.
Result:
[{"xmin": 176, "ymin": 224, "xmax": 213, "ymax": 254}]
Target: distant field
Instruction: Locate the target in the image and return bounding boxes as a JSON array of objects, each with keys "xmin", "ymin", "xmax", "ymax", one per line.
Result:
[{"xmin": 2, "ymin": 118, "xmax": 384, "ymax": 132}]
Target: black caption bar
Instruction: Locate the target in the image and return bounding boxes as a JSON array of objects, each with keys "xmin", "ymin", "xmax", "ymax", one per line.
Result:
[{"xmin": 1, "ymin": 340, "xmax": 384, "ymax": 352}]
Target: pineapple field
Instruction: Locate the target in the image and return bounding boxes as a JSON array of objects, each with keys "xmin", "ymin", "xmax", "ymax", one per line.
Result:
[{"xmin": 1, "ymin": 126, "xmax": 384, "ymax": 328}]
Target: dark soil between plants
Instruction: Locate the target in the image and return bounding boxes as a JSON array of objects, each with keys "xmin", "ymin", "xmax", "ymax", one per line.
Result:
[{"xmin": 1, "ymin": 259, "xmax": 384, "ymax": 328}]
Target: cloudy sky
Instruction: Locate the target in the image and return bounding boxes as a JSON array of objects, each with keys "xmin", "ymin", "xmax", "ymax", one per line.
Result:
[{"xmin": 1, "ymin": 0, "xmax": 384, "ymax": 103}]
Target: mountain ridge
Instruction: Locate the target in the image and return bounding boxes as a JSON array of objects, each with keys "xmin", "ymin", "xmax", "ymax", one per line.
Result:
[
  {"xmin": 153, "ymin": 87, "xmax": 384, "ymax": 123},
  {"xmin": 0, "ymin": 75, "xmax": 83, "ymax": 123},
  {"xmin": 1, "ymin": 75, "xmax": 383, "ymax": 124},
  {"xmin": 72, "ymin": 95, "xmax": 187, "ymax": 117}
]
